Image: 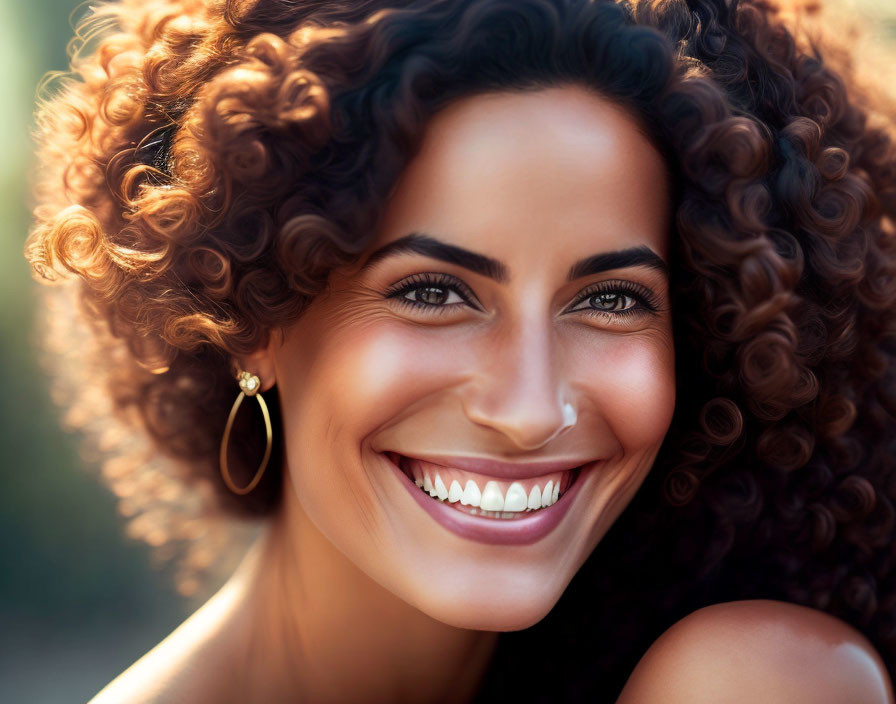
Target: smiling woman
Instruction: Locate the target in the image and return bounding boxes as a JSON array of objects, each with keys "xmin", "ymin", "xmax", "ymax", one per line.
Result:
[
  {"xmin": 238, "ymin": 87, "xmax": 675, "ymax": 637},
  {"xmin": 23, "ymin": 0, "xmax": 896, "ymax": 701}
]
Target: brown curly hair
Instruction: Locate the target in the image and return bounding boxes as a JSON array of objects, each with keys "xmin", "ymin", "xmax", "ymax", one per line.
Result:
[{"xmin": 25, "ymin": 0, "xmax": 896, "ymax": 698}]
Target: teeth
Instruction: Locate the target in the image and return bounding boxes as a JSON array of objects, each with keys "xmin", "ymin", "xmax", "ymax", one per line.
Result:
[
  {"xmin": 527, "ymin": 485, "xmax": 542, "ymax": 510},
  {"xmin": 448, "ymin": 479, "xmax": 464, "ymax": 503},
  {"xmin": 461, "ymin": 479, "xmax": 481, "ymax": 507},
  {"xmin": 434, "ymin": 473, "xmax": 449, "ymax": 501},
  {"xmin": 541, "ymin": 480, "xmax": 554, "ymax": 508},
  {"xmin": 504, "ymin": 483, "xmax": 528, "ymax": 512},
  {"xmin": 401, "ymin": 455, "xmax": 573, "ymax": 514},
  {"xmin": 480, "ymin": 481, "xmax": 505, "ymax": 511}
]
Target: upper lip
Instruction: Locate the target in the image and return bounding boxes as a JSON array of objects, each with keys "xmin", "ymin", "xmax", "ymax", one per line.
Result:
[{"xmin": 388, "ymin": 452, "xmax": 596, "ymax": 480}]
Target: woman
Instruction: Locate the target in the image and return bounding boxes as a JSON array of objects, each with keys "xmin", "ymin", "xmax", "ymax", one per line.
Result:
[{"xmin": 25, "ymin": 0, "xmax": 896, "ymax": 700}]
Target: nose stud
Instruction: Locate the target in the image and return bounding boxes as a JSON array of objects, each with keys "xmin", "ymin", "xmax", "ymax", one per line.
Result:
[{"xmin": 561, "ymin": 402, "xmax": 577, "ymax": 430}]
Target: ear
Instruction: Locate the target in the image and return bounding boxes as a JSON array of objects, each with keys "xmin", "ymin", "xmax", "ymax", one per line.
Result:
[{"xmin": 235, "ymin": 339, "xmax": 277, "ymax": 393}]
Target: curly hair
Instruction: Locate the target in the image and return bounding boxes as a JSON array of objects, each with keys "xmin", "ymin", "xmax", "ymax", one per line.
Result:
[{"xmin": 25, "ymin": 0, "xmax": 896, "ymax": 698}]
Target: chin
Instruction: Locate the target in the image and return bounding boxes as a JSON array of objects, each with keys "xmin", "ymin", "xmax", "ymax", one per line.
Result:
[
  {"xmin": 408, "ymin": 573, "xmax": 570, "ymax": 632},
  {"xmin": 425, "ymin": 598, "xmax": 561, "ymax": 632}
]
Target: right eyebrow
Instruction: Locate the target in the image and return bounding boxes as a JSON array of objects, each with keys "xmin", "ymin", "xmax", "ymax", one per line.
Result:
[
  {"xmin": 358, "ymin": 233, "xmax": 509, "ymax": 282},
  {"xmin": 358, "ymin": 232, "xmax": 667, "ymax": 282}
]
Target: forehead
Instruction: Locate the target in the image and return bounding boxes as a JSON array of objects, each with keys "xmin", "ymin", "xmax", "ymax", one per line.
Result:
[{"xmin": 372, "ymin": 84, "xmax": 671, "ymax": 272}]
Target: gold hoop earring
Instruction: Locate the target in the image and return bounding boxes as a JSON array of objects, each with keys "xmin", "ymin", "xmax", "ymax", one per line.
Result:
[{"xmin": 219, "ymin": 370, "xmax": 273, "ymax": 495}]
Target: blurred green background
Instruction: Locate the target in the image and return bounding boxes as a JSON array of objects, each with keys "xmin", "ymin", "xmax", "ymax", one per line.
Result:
[
  {"xmin": 0, "ymin": 2, "xmax": 188, "ymax": 702},
  {"xmin": 2, "ymin": 0, "xmax": 895, "ymax": 702}
]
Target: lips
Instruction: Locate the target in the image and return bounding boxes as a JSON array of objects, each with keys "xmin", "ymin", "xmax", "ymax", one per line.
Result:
[{"xmin": 382, "ymin": 451, "xmax": 597, "ymax": 545}]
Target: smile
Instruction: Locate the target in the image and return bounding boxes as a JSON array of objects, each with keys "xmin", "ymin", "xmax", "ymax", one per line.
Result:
[
  {"xmin": 391, "ymin": 453, "xmax": 580, "ymax": 518},
  {"xmin": 382, "ymin": 451, "xmax": 596, "ymax": 545}
]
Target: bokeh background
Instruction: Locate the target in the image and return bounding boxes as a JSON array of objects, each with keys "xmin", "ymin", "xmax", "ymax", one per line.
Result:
[
  {"xmin": 0, "ymin": 2, "xmax": 189, "ymax": 702},
  {"xmin": 1, "ymin": 0, "xmax": 896, "ymax": 702}
]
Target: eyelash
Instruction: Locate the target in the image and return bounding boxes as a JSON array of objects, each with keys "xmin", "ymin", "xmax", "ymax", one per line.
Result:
[
  {"xmin": 384, "ymin": 272, "xmax": 660, "ymax": 318},
  {"xmin": 569, "ymin": 280, "xmax": 660, "ymax": 318},
  {"xmin": 385, "ymin": 273, "xmax": 481, "ymax": 314}
]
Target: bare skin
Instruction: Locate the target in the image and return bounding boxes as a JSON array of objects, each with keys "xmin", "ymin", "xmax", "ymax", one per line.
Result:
[
  {"xmin": 86, "ymin": 85, "xmax": 891, "ymax": 703},
  {"xmin": 89, "ymin": 504, "xmax": 497, "ymax": 704},
  {"xmin": 92, "ymin": 84, "xmax": 674, "ymax": 704},
  {"xmin": 618, "ymin": 600, "xmax": 895, "ymax": 704}
]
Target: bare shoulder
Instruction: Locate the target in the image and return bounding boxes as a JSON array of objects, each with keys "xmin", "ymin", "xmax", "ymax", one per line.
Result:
[
  {"xmin": 87, "ymin": 580, "xmax": 244, "ymax": 704},
  {"xmin": 617, "ymin": 599, "xmax": 894, "ymax": 704}
]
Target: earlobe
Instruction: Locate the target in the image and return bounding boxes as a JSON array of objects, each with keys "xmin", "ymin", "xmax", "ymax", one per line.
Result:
[{"xmin": 235, "ymin": 342, "xmax": 277, "ymax": 393}]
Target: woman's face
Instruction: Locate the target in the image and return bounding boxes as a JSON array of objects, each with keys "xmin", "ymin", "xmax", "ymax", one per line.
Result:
[{"xmin": 263, "ymin": 84, "xmax": 675, "ymax": 630}]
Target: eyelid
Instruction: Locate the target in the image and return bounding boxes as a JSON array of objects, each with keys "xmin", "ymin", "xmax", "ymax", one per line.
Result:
[
  {"xmin": 384, "ymin": 272, "xmax": 483, "ymax": 310},
  {"xmin": 565, "ymin": 279, "xmax": 661, "ymax": 313},
  {"xmin": 384, "ymin": 272, "xmax": 661, "ymax": 317}
]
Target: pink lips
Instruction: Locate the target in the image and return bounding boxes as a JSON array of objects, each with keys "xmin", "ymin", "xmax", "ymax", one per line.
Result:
[{"xmin": 383, "ymin": 452, "xmax": 596, "ymax": 545}]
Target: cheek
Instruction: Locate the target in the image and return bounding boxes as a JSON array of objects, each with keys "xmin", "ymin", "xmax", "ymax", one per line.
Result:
[
  {"xmin": 611, "ymin": 340, "xmax": 675, "ymax": 450},
  {"xmin": 576, "ymin": 335, "xmax": 676, "ymax": 454},
  {"xmin": 278, "ymin": 321, "xmax": 479, "ymax": 538},
  {"xmin": 286, "ymin": 322, "xmax": 471, "ymax": 444}
]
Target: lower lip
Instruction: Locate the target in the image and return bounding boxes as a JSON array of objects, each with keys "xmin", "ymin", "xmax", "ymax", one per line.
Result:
[{"xmin": 384, "ymin": 453, "xmax": 596, "ymax": 546}]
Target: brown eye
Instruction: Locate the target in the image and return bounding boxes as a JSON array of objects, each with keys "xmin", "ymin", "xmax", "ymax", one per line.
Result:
[
  {"xmin": 405, "ymin": 285, "xmax": 460, "ymax": 306},
  {"xmin": 566, "ymin": 280, "xmax": 659, "ymax": 319},
  {"xmin": 385, "ymin": 272, "xmax": 481, "ymax": 312},
  {"xmin": 587, "ymin": 292, "xmax": 635, "ymax": 312}
]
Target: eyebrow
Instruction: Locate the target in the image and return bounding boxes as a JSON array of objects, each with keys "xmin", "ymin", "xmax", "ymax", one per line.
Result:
[
  {"xmin": 359, "ymin": 232, "xmax": 667, "ymax": 282},
  {"xmin": 567, "ymin": 245, "xmax": 668, "ymax": 280}
]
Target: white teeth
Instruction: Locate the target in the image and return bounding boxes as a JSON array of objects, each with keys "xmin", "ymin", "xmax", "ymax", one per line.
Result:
[
  {"xmin": 480, "ymin": 481, "xmax": 505, "ymax": 511},
  {"xmin": 434, "ymin": 473, "xmax": 449, "ymax": 501},
  {"xmin": 504, "ymin": 483, "xmax": 528, "ymax": 512},
  {"xmin": 448, "ymin": 479, "xmax": 464, "ymax": 503},
  {"xmin": 527, "ymin": 485, "xmax": 542, "ymax": 510},
  {"xmin": 461, "ymin": 479, "xmax": 481, "ymax": 507},
  {"xmin": 408, "ymin": 462, "xmax": 568, "ymax": 513}
]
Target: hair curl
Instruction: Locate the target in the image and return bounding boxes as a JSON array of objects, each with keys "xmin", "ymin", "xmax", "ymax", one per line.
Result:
[{"xmin": 25, "ymin": 0, "xmax": 896, "ymax": 698}]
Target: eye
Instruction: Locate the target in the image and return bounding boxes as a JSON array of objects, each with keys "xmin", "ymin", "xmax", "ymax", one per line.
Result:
[
  {"xmin": 384, "ymin": 272, "xmax": 480, "ymax": 312},
  {"xmin": 404, "ymin": 285, "xmax": 464, "ymax": 306},
  {"xmin": 566, "ymin": 280, "xmax": 659, "ymax": 318},
  {"xmin": 577, "ymin": 291, "xmax": 638, "ymax": 312}
]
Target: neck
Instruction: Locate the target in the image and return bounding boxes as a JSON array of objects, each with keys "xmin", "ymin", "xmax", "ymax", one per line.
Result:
[{"xmin": 228, "ymin": 484, "xmax": 498, "ymax": 703}]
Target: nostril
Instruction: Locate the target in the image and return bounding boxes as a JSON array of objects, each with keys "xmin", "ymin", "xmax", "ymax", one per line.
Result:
[{"xmin": 460, "ymin": 393, "xmax": 578, "ymax": 453}]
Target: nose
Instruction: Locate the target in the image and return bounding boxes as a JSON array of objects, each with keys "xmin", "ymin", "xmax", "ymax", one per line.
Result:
[{"xmin": 460, "ymin": 318, "xmax": 577, "ymax": 452}]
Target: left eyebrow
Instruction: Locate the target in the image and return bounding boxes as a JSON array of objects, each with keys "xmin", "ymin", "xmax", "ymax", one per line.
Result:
[
  {"xmin": 566, "ymin": 245, "xmax": 667, "ymax": 280},
  {"xmin": 358, "ymin": 232, "xmax": 667, "ymax": 282}
]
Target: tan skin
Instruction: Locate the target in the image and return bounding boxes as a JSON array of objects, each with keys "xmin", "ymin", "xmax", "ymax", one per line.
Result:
[
  {"xmin": 619, "ymin": 600, "xmax": 894, "ymax": 703},
  {"xmin": 89, "ymin": 85, "xmax": 893, "ymax": 703}
]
